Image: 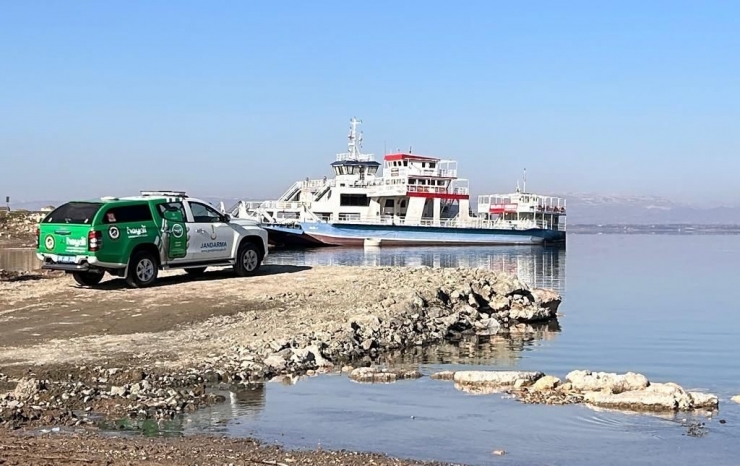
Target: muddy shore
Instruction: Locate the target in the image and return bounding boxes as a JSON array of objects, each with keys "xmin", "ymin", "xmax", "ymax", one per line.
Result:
[
  {"xmin": 0, "ymin": 265, "xmax": 560, "ymax": 464},
  {"xmin": 0, "ymin": 431, "xmax": 451, "ymax": 466}
]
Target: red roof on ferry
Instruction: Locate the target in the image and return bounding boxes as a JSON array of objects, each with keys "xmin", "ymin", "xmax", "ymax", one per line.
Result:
[{"xmin": 383, "ymin": 153, "xmax": 440, "ymax": 162}]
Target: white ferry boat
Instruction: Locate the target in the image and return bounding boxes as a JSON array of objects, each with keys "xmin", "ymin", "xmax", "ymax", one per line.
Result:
[{"xmin": 231, "ymin": 118, "xmax": 566, "ymax": 247}]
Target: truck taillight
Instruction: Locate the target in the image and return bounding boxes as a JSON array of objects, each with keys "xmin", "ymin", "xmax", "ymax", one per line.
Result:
[
  {"xmin": 88, "ymin": 230, "xmax": 102, "ymax": 252},
  {"xmin": 35, "ymin": 228, "xmax": 40, "ymax": 247}
]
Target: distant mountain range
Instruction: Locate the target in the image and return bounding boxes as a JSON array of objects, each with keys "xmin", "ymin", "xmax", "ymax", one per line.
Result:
[
  {"xmin": 551, "ymin": 193, "xmax": 740, "ymax": 225},
  {"xmin": 6, "ymin": 194, "xmax": 740, "ymax": 225}
]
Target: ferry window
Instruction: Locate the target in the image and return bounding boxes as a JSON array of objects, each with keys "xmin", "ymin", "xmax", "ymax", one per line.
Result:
[
  {"xmin": 384, "ymin": 199, "xmax": 394, "ymax": 208},
  {"xmin": 422, "ymin": 162, "xmax": 426, "ymax": 168},
  {"xmin": 103, "ymin": 204, "xmax": 153, "ymax": 224},
  {"xmin": 403, "ymin": 161, "xmax": 408, "ymax": 166},
  {"xmin": 400, "ymin": 200, "xmax": 406, "ymax": 208},
  {"xmin": 340, "ymin": 194, "xmax": 371, "ymax": 207},
  {"xmin": 430, "ymin": 163, "xmax": 436, "ymax": 169}
]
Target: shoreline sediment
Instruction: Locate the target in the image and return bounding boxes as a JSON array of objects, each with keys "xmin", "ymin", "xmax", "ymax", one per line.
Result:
[{"xmin": 0, "ymin": 265, "xmax": 561, "ymax": 428}]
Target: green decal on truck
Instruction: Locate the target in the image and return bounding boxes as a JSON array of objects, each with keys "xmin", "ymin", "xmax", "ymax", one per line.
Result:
[{"xmin": 163, "ymin": 211, "xmax": 187, "ymax": 260}]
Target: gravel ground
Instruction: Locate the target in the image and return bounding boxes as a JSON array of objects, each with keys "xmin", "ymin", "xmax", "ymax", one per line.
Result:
[{"xmin": 0, "ymin": 431, "xmax": 455, "ymax": 465}]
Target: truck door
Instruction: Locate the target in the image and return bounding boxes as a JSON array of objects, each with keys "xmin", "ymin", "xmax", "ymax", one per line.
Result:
[
  {"xmin": 156, "ymin": 202, "xmax": 188, "ymax": 261},
  {"xmin": 184, "ymin": 200, "xmax": 234, "ymax": 261}
]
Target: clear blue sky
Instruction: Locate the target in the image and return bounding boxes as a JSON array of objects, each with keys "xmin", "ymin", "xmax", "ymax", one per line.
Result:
[{"xmin": 1, "ymin": 1, "xmax": 738, "ymax": 204}]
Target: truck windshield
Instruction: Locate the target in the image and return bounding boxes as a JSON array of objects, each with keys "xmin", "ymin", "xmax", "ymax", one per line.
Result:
[{"xmin": 43, "ymin": 202, "xmax": 103, "ymax": 224}]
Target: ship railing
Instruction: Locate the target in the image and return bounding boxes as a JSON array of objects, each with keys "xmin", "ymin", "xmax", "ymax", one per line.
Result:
[
  {"xmin": 277, "ymin": 181, "xmax": 303, "ymax": 202},
  {"xmin": 330, "ymin": 215, "xmax": 502, "ymax": 230},
  {"xmin": 299, "ymin": 179, "xmax": 334, "ymax": 190},
  {"xmin": 258, "ymin": 200, "xmax": 308, "ymax": 210},
  {"xmin": 328, "ymin": 214, "xmax": 563, "ymax": 231},
  {"xmin": 478, "ymin": 194, "xmax": 567, "ymax": 214},
  {"xmin": 385, "ymin": 166, "xmax": 459, "ymax": 179},
  {"xmin": 452, "ymin": 179, "xmax": 469, "ymax": 195},
  {"xmin": 336, "ymin": 153, "xmax": 375, "ymax": 162}
]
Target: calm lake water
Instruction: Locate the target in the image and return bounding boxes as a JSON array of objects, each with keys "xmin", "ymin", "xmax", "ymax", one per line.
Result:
[{"xmin": 4, "ymin": 235, "xmax": 740, "ymax": 465}]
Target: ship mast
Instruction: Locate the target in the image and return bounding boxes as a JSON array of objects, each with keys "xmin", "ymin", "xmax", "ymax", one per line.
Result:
[
  {"xmin": 523, "ymin": 168, "xmax": 527, "ymax": 193},
  {"xmin": 336, "ymin": 117, "xmax": 374, "ymax": 162}
]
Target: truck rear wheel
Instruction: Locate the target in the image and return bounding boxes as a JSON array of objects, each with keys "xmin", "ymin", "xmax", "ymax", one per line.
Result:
[
  {"xmin": 126, "ymin": 251, "xmax": 159, "ymax": 288},
  {"xmin": 234, "ymin": 242, "xmax": 262, "ymax": 277},
  {"xmin": 72, "ymin": 271, "xmax": 104, "ymax": 287}
]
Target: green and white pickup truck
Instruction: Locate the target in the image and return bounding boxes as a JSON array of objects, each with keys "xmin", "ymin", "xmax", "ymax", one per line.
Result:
[{"xmin": 35, "ymin": 191, "xmax": 269, "ymax": 288}]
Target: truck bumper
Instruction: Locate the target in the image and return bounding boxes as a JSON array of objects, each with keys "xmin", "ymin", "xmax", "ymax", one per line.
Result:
[
  {"xmin": 41, "ymin": 263, "xmax": 91, "ymax": 272},
  {"xmin": 37, "ymin": 253, "xmax": 126, "ymax": 272}
]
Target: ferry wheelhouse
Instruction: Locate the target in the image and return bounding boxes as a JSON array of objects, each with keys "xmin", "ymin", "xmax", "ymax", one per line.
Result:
[{"xmin": 231, "ymin": 118, "xmax": 566, "ymax": 247}]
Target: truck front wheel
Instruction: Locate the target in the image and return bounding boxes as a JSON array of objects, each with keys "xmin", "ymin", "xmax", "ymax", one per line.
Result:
[
  {"xmin": 72, "ymin": 271, "xmax": 104, "ymax": 287},
  {"xmin": 126, "ymin": 251, "xmax": 159, "ymax": 288},
  {"xmin": 234, "ymin": 243, "xmax": 262, "ymax": 277}
]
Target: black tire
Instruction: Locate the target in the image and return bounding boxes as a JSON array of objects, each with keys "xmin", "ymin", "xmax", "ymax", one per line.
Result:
[
  {"xmin": 185, "ymin": 267, "xmax": 207, "ymax": 276},
  {"xmin": 72, "ymin": 271, "xmax": 104, "ymax": 287},
  {"xmin": 234, "ymin": 242, "xmax": 262, "ymax": 277},
  {"xmin": 125, "ymin": 250, "xmax": 159, "ymax": 288}
]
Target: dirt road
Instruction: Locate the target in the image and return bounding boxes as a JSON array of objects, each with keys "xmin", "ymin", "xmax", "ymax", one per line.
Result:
[{"xmin": 0, "ymin": 265, "xmax": 367, "ymax": 369}]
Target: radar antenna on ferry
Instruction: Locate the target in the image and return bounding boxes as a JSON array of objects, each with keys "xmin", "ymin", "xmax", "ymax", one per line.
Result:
[
  {"xmin": 523, "ymin": 167, "xmax": 527, "ymax": 193},
  {"xmin": 337, "ymin": 117, "xmax": 373, "ymax": 162}
]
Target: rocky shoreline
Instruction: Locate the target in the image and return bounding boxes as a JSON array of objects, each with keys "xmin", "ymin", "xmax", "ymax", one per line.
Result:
[
  {"xmin": 0, "ymin": 211, "xmax": 41, "ymax": 247},
  {"xmin": 436, "ymin": 369, "xmax": 720, "ymax": 412},
  {"xmin": 0, "ymin": 266, "xmax": 563, "ymax": 429}
]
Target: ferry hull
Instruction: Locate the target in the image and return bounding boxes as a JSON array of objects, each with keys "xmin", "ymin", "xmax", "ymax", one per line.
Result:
[
  {"xmin": 300, "ymin": 222, "xmax": 566, "ymax": 247},
  {"xmin": 263, "ymin": 224, "xmax": 325, "ymax": 248}
]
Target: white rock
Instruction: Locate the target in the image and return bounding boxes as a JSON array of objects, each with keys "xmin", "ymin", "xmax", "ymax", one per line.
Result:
[
  {"xmin": 583, "ymin": 382, "xmax": 713, "ymax": 411},
  {"xmin": 530, "ymin": 375, "xmax": 561, "ymax": 392},
  {"xmin": 110, "ymin": 386, "xmax": 126, "ymax": 397},
  {"xmin": 349, "ymin": 367, "xmax": 396, "ymax": 383},
  {"xmin": 565, "ymin": 370, "xmax": 649, "ymax": 394},
  {"xmin": 732, "ymin": 395, "xmax": 740, "ymax": 404},
  {"xmin": 349, "ymin": 367, "xmax": 421, "ymax": 383},
  {"xmin": 291, "ymin": 345, "xmax": 332, "ymax": 367},
  {"xmin": 453, "ymin": 371, "xmax": 543, "ymax": 387},
  {"xmin": 584, "ymin": 390, "xmax": 677, "ymax": 411},
  {"xmin": 13, "ymin": 378, "xmax": 41, "ymax": 400},
  {"xmin": 430, "ymin": 371, "xmax": 456, "ymax": 381},
  {"xmin": 263, "ymin": 354, "xmax": 287, "ymax": 372},
  {"xmin": 531, "ymin": 288, "xmax": 562, "ymax": 311},
  {"xmin": 689, "ymin": 392, "xmax": 719, "ymax": 409},
  {"xmin": 349, "ymin": 315, "xmax": 382, "ymax": 332},
  {"xmin": 508, "ymin": 306, "xmax": 554, "ymax": 322}
]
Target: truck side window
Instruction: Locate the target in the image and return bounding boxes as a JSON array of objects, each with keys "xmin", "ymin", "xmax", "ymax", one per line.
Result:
[
  {"xmin": 103, "ymin": 204, "xmax": 153, "ymax": 224},
  {"xmin": 156, "ymin": 202, "xmax": 186, "ymax": 220},
  {"xmin": 189, "ymin": 202, "xmax": 222, "ymax": 223}
]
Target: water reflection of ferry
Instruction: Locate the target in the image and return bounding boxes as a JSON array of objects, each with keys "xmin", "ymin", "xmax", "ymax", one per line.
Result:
[{"xmin": 266, "ymin": 245, "xmax": 567, "ymax": 292}]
